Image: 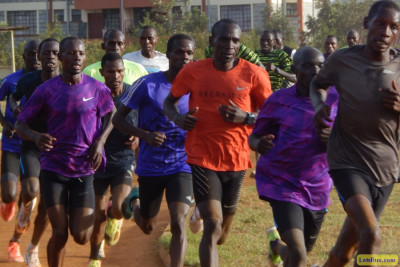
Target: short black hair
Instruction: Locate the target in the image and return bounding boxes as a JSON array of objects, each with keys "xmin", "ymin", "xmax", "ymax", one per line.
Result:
[
  {"xmin": 39, "ymin": 38, "xmax": 59, "ymax": 53},
  {"xmin": 368, "ymin": 0, "xmax": 400, "ymax": 19},
  {"xmin": 261, "ymin": 30, "xmax": 275, "ymax": 38},
  {"xmin": 166, "ymin": 34, "xmax": 195, "ymax": 53},
  {"xmin": 103, "ymin": 29, "xmax": 124, "ymax": 42},
  {"xmin": 211, "ymin": 19, "xmax": 238, "ymax": 37},
  {"xmin": 59, "ymin": 36, "xmax": 82, "ymax": 54},
  {"xmin": 326, "ymin": 35, "xmax": 337, "ymax": 40},
  {"xmin": 24, "ymin": 39, "xmax": 40, "ymax": 52},
  {"xmin": 140, "ymin": 25, "xmax": 156, "ymax": 34},
  {"xmin": 101, "ymin": 52, "xmax": 123, "ymax": 68}
]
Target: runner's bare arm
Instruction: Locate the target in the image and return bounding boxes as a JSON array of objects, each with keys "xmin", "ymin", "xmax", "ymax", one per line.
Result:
[
  {"xmin": 15, "ymin": 119, "xmax": 56, "ymax": 151},
  {"xmin": 163, "ymin": 92, "xmax": 198, "ymax": 131},
  {"xmin": 310, "ymin": 79, "xmax": 332, "ymax": 129}
]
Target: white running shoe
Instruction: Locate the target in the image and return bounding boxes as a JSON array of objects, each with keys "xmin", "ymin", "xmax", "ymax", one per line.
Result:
[
  {"xmin": 189, "ymin": 205, "xmax": 203, "ymax": 234},
  {"xmin": 24, "ymin": 249, "xmax": 41, "ymax": 267}
]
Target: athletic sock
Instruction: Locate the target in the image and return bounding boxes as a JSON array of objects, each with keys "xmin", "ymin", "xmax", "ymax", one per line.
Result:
[{"xmin": 26, "ymin": 242, "xmax": 38, "ymax": 252}]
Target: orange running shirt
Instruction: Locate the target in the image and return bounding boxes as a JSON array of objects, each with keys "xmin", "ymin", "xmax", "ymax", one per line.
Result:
[{"xmin": 171, "ymin": 58, "xmax": 272, "ymax": 171}]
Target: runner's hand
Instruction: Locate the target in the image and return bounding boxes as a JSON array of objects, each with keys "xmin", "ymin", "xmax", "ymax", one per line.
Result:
[
  {"xmin": 143, "ymin": 132, "xmax": 166, "ymax": 147},
  {"xmin": 318, "ymin": 127, "xmax": 331, "ymax": 146},
  {"xmin": 2, "ymin": 121, "xmax": 15, "ymax": 139},
  {"xmin": 219, "ymin": 100, "xmax": 247, "ymax": 124},
  {"xmin": 13, "ymin": 106, "xmax": 21, "ymax": 118},
  {"xmin": 380, "ymin": 80, "xmax": 400, "ymax": 113},
  {"xmin": 313, "ymin": 103, "xmax": 332, "ymax": 130},
  {"xmin": 174, "ymin": 107, "xmax": 198, "ymax": 131},
  {"xmin": 33, "ymin": 133, "xmax": 56, "ymax": 152},
  {"xmin": 87, "ymin": 139, "xmax": 104, "ymax": 171},
  {"xmin": 256, "ymin": 134, "xmax": 275, "ymax": 154},
  {"xmin": 125, "ymin": 136, "xmax": 139, "ymax": 150}
]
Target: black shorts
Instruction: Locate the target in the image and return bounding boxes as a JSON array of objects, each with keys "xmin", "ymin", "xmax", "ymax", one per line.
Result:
[
  {"xmin": 1, "ymin": 151, "xmax": 20, "ymax": 182},
  {"xmin": 40, "ymin": 169, "xmax": 95, "ymax": 209},
  {"xmin": 330, "ymin": 168, "xmax": 394, "ymax": 219},
  {"xmin": 268, "ymin": 199, "xmax": 326, "ymax": 252},
  {"xmin": 190, "ymin": 164, "xmax": 246, "ymax": 215},
  {"xmin": 138, "ymin": 172, "xmax": 192, "ymax": 219},
  {"xmin": 20, "ymin": 142, "xmax": 41, "ymax": 180},
  {"xmin": 93, "ymin": 166, "xmax": 133, "ymax": 196}
]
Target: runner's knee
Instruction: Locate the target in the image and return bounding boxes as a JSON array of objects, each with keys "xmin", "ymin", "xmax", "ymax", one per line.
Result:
[
  {"xmin": 203, "ymin": 217, "xmax": 222, "ymax": 237},
  {"xmin": 170, "ymin": 214, "xmax": 186, "ymax": 236},
  {"xmin": 359, "ymin": 226, "xmax": 381, "ymax": 246}
]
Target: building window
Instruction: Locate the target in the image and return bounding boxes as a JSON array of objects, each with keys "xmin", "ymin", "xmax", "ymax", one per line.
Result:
[
  {"xmin": 286, "ymin": 3, "xmax": 297, "ymax": 16},
  {"xmin": 172, "ymin": 6, "xmax": 183, "ymax": 18},
  {"xmin": 133, "ymin": 7, "xmax": 151, "ymax": 27},
  {"xmin": 72, "ymin": 9, "xmax": 81, "ymax": 21},
  {"xmin": 103, "ymin": 9, "xmax": 120, "ymax": 30},
  {"xmin": 191, "ymin": 5, "xmax": 201, "ymax": 12},
  {"xmin": 220, "ymin": 5, "xmax": 251, "ymax": 31},
  {"xmin": 7, "ymin": 10, "xmax": 37, "ymax": 35},
  {"xmin": 54, "ymin": 9, "xmax": 64, "ymax": 22}
]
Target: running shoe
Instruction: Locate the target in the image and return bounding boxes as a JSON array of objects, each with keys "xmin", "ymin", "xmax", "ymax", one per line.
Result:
[
  {"xmin": 1, "ymin": 201, "xmax": 16, "ymax": 221},
  {"xmin": 98, "ymin": 239, "xmax": 105, "ymax": 258},
  {"xmin": 24, "ymin": 249, "xmax": 41, "ymax": 267},
  {"xmin": 8, "ymin": 241, "xmax": 24, "ymax": 263},
  {"xmin": 88, "ymin": 259, "xmax": 101, "ymax": 267},
  {"xmin": 189, "ymin": 205, "xmax": 203, "ymax": 234},
  {"xmin": 121, "ymin": 186, "xmax": 139, "ymax": 219},
  {"xmin": 104, "ymin": 218, "xmax": 123, "ymax": 246},
  {"xmin": 266, "ymin": 227, "xmax": 283, "ymax": 267}
]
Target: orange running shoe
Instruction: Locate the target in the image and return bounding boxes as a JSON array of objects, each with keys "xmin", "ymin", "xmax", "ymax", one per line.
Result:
[
  {"xmin": 1, "ymin": 201, "xmax": 16, "ymax": 222},
  {"xmin": 8, "ymin": 241, "xmax": 24, "ymax": 262}
]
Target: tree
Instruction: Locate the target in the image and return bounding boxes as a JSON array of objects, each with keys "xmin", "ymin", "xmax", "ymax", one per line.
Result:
[
  {"xmin": 305, "ymin": 0, "xmax": 373, "ymax": 50},
  {"xmin": 262, "ymin": 4, "xmax": 295, "ymax": 46},
  {"xmin": 39, "ymin": 19, "xmax": 66, "ymax": 41}
]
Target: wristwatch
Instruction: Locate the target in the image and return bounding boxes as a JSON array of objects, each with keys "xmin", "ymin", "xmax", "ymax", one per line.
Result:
[{"xmin": 243, "ymin": 112, "xmax": 256, "ymax": 125}]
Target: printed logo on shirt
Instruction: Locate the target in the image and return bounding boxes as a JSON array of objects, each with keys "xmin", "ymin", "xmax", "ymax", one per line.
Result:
[
  {"xmin": 83, "ymin": 97, "xmax": 94, "ymax": 102},
  {"xmin": 236, "ymin": 86, "xmax": 248, "ymax": 91}
]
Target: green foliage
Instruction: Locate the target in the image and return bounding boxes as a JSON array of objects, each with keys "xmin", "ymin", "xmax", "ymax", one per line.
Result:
[
  {"xmin": 0, "ymin": 22, "xmax": 11, "ymax": 66},
  {"xmin": 305, "ymin": 0, "xmax": 373, "ymax": 50},
  {"xmin": 82, "ymin": 39, "xmax": 104, "ymax": 67}
]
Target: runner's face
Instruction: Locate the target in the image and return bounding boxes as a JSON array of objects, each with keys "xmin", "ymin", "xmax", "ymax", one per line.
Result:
[
  {"xmin": 140, "ymin": 28, "xmax": 158, "ymax": 54},
  {"xmin": 23, "ymin": 43, "xmax": 40, "ymax": 72},
  {"xmin": 211, "ymin": 23, "xmax": 241, "ymax": 64},
  {"xmin": 39, "ymin": 41, "xmax": 59, "ymax": 73},
  {"xmin": 366, "ymin": 7, "xmax": 400, "ymax": 54},
  {"xmin": 324, "ymin": 37, "xmax": 337, "ymax": 55},
  {"xmin": 275, "ymin": 34, "xmax": 283, "ymax": 49},
  {"xmin": 103, "ymin": 32, "xmax": 125, "ymax": 55},
  {"xmin": 60, "ymin": 40, "xmax": 86, "ymax": 75},
  {"xmin": 347, "ymin": 31, "xmax": 360, "ymax": 47},
  {"xmin": 260, "ymin": 32, "xmax": 276, "ymax": 53},
  {"xmin": 295, "ymin": 50, "xmax": 324, "ymax": 95},
  {"xmin": 167, "ymin": 39, "xmax": 195, "ymax": 72},
  {"xmin": 100, "ymin": 59, "xmax": 124, "ymax": 91}
]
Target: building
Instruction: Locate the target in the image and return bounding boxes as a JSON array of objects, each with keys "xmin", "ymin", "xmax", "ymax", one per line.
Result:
[{"xmin": 0, "ymin": 0, "xmax": 316, "ymax": 44}]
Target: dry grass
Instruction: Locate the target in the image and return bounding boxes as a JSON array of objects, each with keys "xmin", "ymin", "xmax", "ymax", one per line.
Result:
[{"xmin": 159, "ymin": 183, "xmax": 400, "ymax": 267}]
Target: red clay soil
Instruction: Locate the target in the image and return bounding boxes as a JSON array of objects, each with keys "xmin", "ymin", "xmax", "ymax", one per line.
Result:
[{"xmin": 0, "ymin": 153, "xmax": 256, "ymax": 267}]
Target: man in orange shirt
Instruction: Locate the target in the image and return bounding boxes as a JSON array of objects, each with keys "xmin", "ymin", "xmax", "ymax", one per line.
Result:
[{"xmin": 164, "ymin": 19, "xmax": 272, "ymax": 267}]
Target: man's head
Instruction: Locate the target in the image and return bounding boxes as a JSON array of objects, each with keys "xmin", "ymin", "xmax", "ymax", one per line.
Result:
[
  {"xmin": 346, "ymin": 29, "xmax": 360, "ymax": 47},
  {"xmin": 363, "ymin": 0, "xmax": 400, "ymax": 55},
  {"xmin": 139, "ymin": 25, "xmax": 158, "ymax": 58},
  {"xmin": 38, "ymin": 38, "xmax": 59, "ymax": 73},
  {"xmin": 100, "ymin": 52, "xmax": 124, "ymax": 91},
  {"xmin": 260, "ymin": 30, "xmax": 276, "ymax": 54},
  {"xmin": 102, "ymin": 29, "xmax": 126, "ymax": 56},
  {"xmin": 210, "ymin": 19, "xmax": 241, "ymax": 64},
  {"xmin": 166, "ymin": 34, "xmax": 195, "ymax": 73},
  {"xmin": 58, "ymin": 37, "xmax": 86, "ymax": 75},
  {"xmin": 323, "ymin": 35, "xmax": 338, "ymax": 57},
  {"xmin": 292, "ymin": 46, "xmax": 325, "ymax": 96},
  {"xmin": 274, "ymin": 29, "xmax": 284, "ymax": 50},
  {"xmin": 23, "ymin": 39, "xmax": 41, "ymax": 72}
]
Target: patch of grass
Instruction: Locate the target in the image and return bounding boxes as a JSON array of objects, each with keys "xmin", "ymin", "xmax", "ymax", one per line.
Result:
[{"xmin": 159, "ymin": 183, "xmax": 400, "ymax": 267}]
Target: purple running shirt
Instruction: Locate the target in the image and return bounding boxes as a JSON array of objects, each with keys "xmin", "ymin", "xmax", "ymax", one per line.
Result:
[
  {"xmin": 17, "ymin": 74, "xmax": 114, "ymax": 178},
  {"xmin": 0, "ymin": 70, "xmax": 23, "ymax": 153},
  {"xmin": 252, "ymin": 85, "xmax": 338, "ymax": 210}
]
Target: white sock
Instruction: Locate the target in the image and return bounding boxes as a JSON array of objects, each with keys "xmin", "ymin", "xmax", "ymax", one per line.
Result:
[{"xmin": 27, "ymin": 242, "xmax": 38, "ymax": 252}]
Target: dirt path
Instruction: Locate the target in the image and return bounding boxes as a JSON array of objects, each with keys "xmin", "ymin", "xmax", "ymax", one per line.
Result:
[{"xmin": 0, "ymin": 153, "xmax": 256, "ymax": 267}]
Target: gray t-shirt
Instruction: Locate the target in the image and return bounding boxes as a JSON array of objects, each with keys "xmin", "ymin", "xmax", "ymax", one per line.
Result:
[{"xmin": 315, "ymin": 45, "xmax": 400, "ymax": 186}]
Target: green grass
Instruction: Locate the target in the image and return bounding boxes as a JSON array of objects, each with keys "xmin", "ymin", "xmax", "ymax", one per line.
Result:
[{"xmin": 159, "ymin": 183, "xmax": 400, "ymax": 267}]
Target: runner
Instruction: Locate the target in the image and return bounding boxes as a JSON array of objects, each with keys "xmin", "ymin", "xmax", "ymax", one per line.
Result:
[
  {"xmin": 310, "ymin": 1, "xmax": 400, "ymax": 266},
  {"xmin": 0, "ymin": 39, "xmax": 40, "ymax": 263},
  {"xmin": 323, "ymin": 35, "xmax": 338, "ymax": 59},
  {"xmin": 123, "ymin": 25, "xmax": 169, "ymax": 73},
  {"xmin": 204, "ymin": 44, "xmax": 264, "ymax": 68},
  {"xmin": 83, "ymin": 29, "xmax": 147, "ymax": 85},
  {"xmin": 346, "ymin": 29, "xmax": 361, "ymax": 47},
  {"xmin": 87, "ymin": 52, "xmax": 140, "ymax": 267},
  {"xmin": 249, "ymin": 46, "xmax": 338, "ymax": 267},
  {"xmin": 255, "ymin": 30, "xmax": 296, "ymax": 91},
  {"xmin": 163, "ymin": 19, "xmax": 272, "ymax": 267},
  {"xmin": 8, "ymin": 38, "xmax": 60, "ymax": 267},
  {"xmin": 114, "ymin": 33, "xmax": 195, "ymax": 267},
  {"xmin": 14, "ymin": 36, "xmax": 114, "ymax": 267},
  {"xmin": 274, "ymin": 29, "xmax": 296, "ymax": 59}
]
